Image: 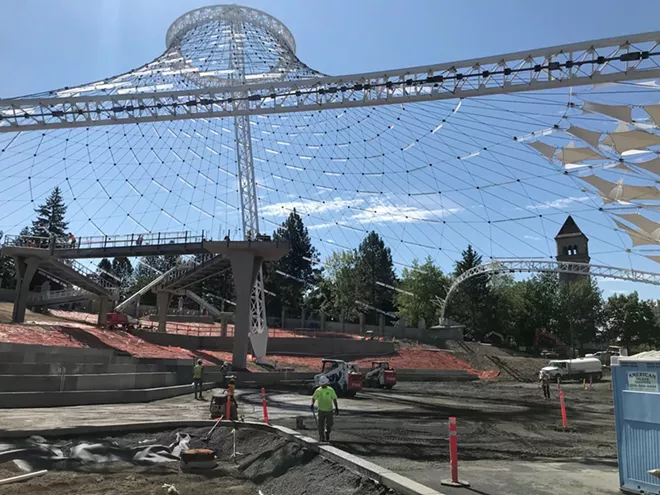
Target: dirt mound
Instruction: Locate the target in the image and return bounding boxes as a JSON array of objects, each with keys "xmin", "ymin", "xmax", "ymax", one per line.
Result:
[{"xmin": 0, "ymin": 427, "xmax": 393, "ymax": 495}]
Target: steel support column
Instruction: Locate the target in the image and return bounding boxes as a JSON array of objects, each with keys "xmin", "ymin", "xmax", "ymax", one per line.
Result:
[
  {"xmin": 231, "ymin": 14, "xmax": 269, "ymax": 364},
  {"xmin": 11, "ymin": 256, "xmax": 39, "ymax": 323}
]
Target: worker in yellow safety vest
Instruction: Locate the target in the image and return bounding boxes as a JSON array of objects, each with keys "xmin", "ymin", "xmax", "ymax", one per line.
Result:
[
  {"xmin": 311, "ymin": 375, "xmax": 339, "ymax": 442},
  {"xmin": 193, "ymin": 359, "xmax": 204, "ymax": 400}
]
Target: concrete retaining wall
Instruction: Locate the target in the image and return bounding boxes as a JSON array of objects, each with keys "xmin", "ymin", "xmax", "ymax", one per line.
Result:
[
  {"xmin": 146, "ymin": 314, "xmax": 215, "ymax": 324},
  {"xmin": 0, "ymin": 372, "xmax": 179, "ymax": 392},
  {"xmin": 0, "ymin": 382, "xmax": 214, "ymax": 408},
  {"xmin": 0, "ymin": 363, "xmax": 164, "ymax": 375},
  {"xmin": 130, "ymin": 329, "xmax": 395, "ymax": 357}
]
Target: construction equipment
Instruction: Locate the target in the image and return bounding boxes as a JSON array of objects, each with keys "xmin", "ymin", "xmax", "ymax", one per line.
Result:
[
  {"xmin": 210, "ymin": 391, "xmax": 238, "ymax": 420},
  {"xmin": 312, "ymin": 359, "xmax": 363, "ymax": 397},
  {"xmin": 539, "ymin": 357, "xmax": 603, "ymax": 383},
  {"xmin": 534, "ymin": 329, "xmax": 574, "ymax": 358},
  {"xmin": 104, "ymin": 312, "xmax": 136, "ymax": 330},
  {"xmin": 364, "ymin": 361, "xmax": 397, "ymax": 389}
]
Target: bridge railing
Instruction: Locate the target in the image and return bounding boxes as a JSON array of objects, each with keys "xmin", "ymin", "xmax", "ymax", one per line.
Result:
[
  {"xmin": 29, "ymin": 287, "xmax": 90, "ymax": 302},
  {"xmin": 72, "ymin": 231, "xmax": 204, "ymax": 250},
  {"xmin": 2, "ymin": 231, "xmax": 206, "ymax": 252}
]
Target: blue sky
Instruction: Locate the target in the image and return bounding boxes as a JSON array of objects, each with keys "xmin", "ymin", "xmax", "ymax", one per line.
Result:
[{"xmin": 1, "ymin": 0, "xmax": 660, "ymax": 299}]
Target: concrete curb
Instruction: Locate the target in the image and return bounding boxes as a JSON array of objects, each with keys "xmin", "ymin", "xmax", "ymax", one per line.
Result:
[{"xmin": 0, "ymin": 420, "xmax": 445, "ymax": 495}]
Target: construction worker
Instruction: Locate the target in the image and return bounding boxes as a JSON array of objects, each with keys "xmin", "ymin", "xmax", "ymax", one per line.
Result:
[
  {"xmin": 193, "ymin": 359, "xmax": 204, "ymax": 400},
  {"xmin": 311, "ymin": 375, "xmax": 339, "ymax": 442},
  {"xmin": 540, "ymin": 373, "xmax": 551, "ymax": 400}
]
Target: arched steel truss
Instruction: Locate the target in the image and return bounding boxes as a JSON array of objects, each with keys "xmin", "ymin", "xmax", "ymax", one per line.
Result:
[{"xmin": 439, "ymin": 259, "xmax": 660, "ymax": 322}]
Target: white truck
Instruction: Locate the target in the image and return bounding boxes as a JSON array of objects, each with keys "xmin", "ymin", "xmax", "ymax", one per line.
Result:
[{"xmin": 539, "ymin": 357, "xmax": 603, "ymax": 382}]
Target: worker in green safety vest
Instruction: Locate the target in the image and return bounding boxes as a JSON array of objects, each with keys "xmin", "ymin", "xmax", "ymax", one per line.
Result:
[{"xmin": 193, "ymin": 359, "xmax": 204, "ymax": 400}]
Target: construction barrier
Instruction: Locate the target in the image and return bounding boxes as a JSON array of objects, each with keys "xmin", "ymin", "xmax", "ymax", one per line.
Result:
[
  {"xmin": 559, "ymin": 391, "xmax": 568, "ymax": 429},
  {"xmin": 441, "ymin": 416, "xmax": 470, "ymax": 488},
  {"xmin": 261, "ymin": 387, "xmax": 269, "ymax": 424}
]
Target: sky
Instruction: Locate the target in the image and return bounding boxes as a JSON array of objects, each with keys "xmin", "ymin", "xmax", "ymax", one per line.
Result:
[{"xmin": 1, "ymin": 0, "xmax": 660, "ymax": 299}]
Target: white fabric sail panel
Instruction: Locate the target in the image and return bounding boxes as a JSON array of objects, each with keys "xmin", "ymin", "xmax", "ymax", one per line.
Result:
[
  {"xmin": 565, "ymin": 125, "xmax": 601, "ymax": 148},
  {"xmin": 644, "ymin": 104, "xmax": 660, "ymax": 127},
  {"xmin": 555, "ymin": 146, "xmax": 606, "ymax": 163},
  {"xmin": 579, "ymin": 175, "xmax": 660, "ymax": 202},
  {"xmin": 601, "ymin": 129, "xmax": 660, "ymax": 153},
  {"xmin": 615, "ymin": 213, "xmax": 660, "ymax": 236},
  {"xmin": 583, "ymin": 101, "xmax": 633, "ymax": 123},
  {"xmin": 634, "ymin": 157, "xmax": 660, "ymax": 175},
  {"xmin": 613, "ymin": 219, "xmax": 657, "ymax": 246},
  {"xmin": 526, "ymin": 141, "xmax": 556, "ymax": 159}
]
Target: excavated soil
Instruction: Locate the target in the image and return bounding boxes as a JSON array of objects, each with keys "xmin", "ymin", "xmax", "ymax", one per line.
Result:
[{"xmin": 0, "ymin": 427, "xmax": 393, "ymax": 495}]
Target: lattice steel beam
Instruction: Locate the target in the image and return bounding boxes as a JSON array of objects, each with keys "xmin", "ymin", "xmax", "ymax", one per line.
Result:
[
  {"xmin": 1, "ymin": 32, "xmax": 658, "ymax": 132},
  {"xmin": 439, "ymin": 259, "xmax": 660, "ymax": 322}
]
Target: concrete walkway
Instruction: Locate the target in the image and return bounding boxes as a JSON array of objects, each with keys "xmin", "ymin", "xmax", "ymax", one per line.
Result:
[{"xmin": 414, "ymin": 459, "xmax": 619, "ymax": 495}]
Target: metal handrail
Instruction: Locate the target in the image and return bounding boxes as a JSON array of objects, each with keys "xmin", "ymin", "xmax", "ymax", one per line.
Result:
[
  {"xmin": 29, "ymin": 287, "xmax": 90, "ymax": 301},
  {"xmin": 2, "ymin": 231, "xmax": 207, "ymax": 252}
]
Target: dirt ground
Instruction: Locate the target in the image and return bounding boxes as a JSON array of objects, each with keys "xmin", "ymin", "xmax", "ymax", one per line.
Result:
[{"xmin": 0, "ymin": 427, "xmax": 392, "ymax": 495}]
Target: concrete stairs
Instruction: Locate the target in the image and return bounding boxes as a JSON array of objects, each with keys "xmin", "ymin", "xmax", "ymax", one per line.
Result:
[{"xmin": 0, "ymin": 343, "xmax": 216, "ymax": 408}]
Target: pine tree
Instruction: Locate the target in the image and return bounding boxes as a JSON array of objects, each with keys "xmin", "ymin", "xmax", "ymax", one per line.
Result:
[
  {"xmin": 448, "ymin": 244, "xmax": 493, "ymax": 339},
  {"xmin": 31, "ymin": 187, "xmax": 68, "ymax": 239},
  {"xmin": 264, "ymin": 209, "xmax": 318, "ymax": 316},
  {"xmin": 355, "ymin": 231, "xmax": 396, "ymax": 323}
]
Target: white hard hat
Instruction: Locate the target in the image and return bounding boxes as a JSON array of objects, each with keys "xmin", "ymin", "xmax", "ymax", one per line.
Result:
[{"xmin": 319, "ymin": 376, "xmax": 330, "ymax": 385}]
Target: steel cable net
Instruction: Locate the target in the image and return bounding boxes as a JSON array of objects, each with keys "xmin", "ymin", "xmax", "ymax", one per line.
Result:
[{"xmin": 2, "ymin": 5, "xmax": 660, "ymax": 276}]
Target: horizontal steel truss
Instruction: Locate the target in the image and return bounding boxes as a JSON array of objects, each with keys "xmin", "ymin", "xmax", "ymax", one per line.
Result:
[
  {"xmin": 0, "ymin": 32, "xmax": 658, "ymax": 132},
  {"xmin": 439, "ymin": 259, "xmax": 660, "ymax": 322}
]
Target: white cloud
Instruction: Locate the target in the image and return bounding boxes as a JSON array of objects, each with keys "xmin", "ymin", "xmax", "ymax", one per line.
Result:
[
  {"xmin": 260, "ymin": 198, "xmax": 364, "ymax": 217},
  {"xmin": 525, "ymin": 196, "xmax": 591, "ymax": 211},
  {"xmin": 524, "ymin": 235, "xmax": 541, "ymax": 241},
  {"xmin": 262, "ymin": 196, "xmax": 461, "ymax": 228},
  {"xmin": 609, "ymin": 289, "xmax": 632, "ymax": 296},
  {"xmin": 351, "ymin": 204, "xmax": 461, "ymax": 224}
]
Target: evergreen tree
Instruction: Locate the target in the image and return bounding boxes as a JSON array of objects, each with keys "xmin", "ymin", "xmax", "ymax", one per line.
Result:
[
  {"xmin": 355, "ymin": 232, "xmax": 396, "ymax": 323},
  {"xmin": 31, "ymin": 187, "xmax": 68, "ymax": 239},
  {"xmin": 111, "ymin": 257, "xmax": 133, "ymax": 299},
  {"xmin": 0, "ymin": 231, "xmax": 14, "ymax": 289},
  {"xmin": 447, "ymin": 245, "xmax": 493, "ymax": 339},
  {"xmin": 264, "ymin": 209, "xmax": 318, "ymax": 316},
  {"xmin": 97, "ymin": 258, "xmax": 114, "ymax": 285}
]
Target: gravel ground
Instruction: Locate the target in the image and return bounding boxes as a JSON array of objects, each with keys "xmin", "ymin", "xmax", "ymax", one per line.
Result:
[
  {"xmin": 0, "ymin": 427, "xmax": 393, "ymax": 495},
  {"xmin": 279, "ymin": 381, "xmax": 616, "ymax": 474}
]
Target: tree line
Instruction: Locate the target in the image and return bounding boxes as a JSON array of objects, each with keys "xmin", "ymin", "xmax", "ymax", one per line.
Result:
[{"xmin": 1, "ymin": 188, "xmax": 659, "ymax": 350}]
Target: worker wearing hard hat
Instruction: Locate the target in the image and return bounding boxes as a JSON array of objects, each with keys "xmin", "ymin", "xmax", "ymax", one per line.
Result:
[
  {"xmin": 311, "ymin": 375, "xmax": 339, "ymax": 442},
  {"xmin": 193, "ymin": 359, "xmax": 204, "ymax": 400}
]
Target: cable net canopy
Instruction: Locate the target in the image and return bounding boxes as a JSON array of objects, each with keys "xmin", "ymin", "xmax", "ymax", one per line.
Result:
[{"xmin": 2, "ymin": 5, "xmax": 660, "ymax": 276}]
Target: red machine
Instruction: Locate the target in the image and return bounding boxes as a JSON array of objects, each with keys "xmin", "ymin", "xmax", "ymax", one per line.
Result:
[
  {"xmin": 105, "ymin": 312, "xmax": 136, "ymax": 330},
  {"xmin": 365, "ymin": 361, "xmax": 397, "ymax": 389}
]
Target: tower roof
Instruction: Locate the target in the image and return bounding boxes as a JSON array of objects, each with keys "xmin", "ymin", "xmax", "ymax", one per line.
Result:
[{"xmin": 555, "ymin": 215, "xmax": 588, "ymax": 240}]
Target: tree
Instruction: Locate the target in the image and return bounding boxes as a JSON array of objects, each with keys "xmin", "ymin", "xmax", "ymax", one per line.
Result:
[
  {"xmin": 0, "ymin": 231, "xmax": 15, "ymax": 289},
  {"xmin": 447, "ymin": 245, "xmax": 493, "ymax": 339},
  {"xmin": 111, "ymin": 257, "xmax": 133, "ymax": 299},
  {"xmin": 556, "ymin": 278, "xmax": 603, "ymax": 349},
  {"xmin": 396, "ymin": 257, "xmax": 448, "ymax": 327},
  {"xmin": 263, "ymin": 209, "xmax": 318, "ymax": 317},
  {"xmin": 97, "ymin": 258, "xmax": 114, "ymax": 285},
  {"xmin": 355, "ymin": 232, "xmax": 396, "ymax": 323},
  {"xmin": 603, "ymin": 292, "xmax": 657, "ymax": 348},
  {"xmin": 319, "ymin": 250, "xmax": 361, "ymax": 320},
  {"xmin": 31, "ymin": 187, "xmax": 68, "ymax": 239}
]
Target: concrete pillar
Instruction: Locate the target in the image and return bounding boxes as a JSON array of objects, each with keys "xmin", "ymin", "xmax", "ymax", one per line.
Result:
[
  {"xmin": 379, "ymin": 314, "xmax": 385, "ymax": 336},
  {"xmin": 229, "ymin": 251, "xmax": 262, "ymax": 370},
  {"xmin": 281, "ymin": 307, "xmax": 286, "ymax": 329},
  {"xmin": 97, "ymin": 297, "xmax": 111, "ymax": 326},
  {"xmin": 359, "ymin": 313, "xmax": 365, "ymax": 333},
  {"xmin": 12, "ymin": 257, "xmax": 39, "ymax": 323},
  {"xmin": 221, "ymin": 315, "xmax": 228, "ymax": 337},
  {"xmin": 301, "ymin": 308, "xmax": 306, "ymax": 329},
  {"xmin": 156, "ymin": 291, "xmax": 172, "ymax": 333},
  {"xmin": 320, "ymin": 312, "xmax": 326, "ymax": 331}
]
